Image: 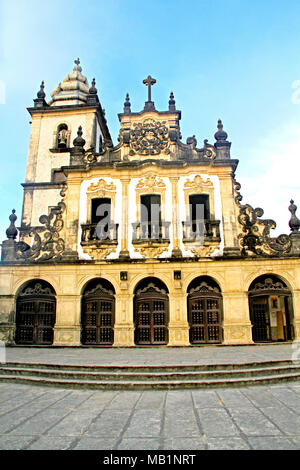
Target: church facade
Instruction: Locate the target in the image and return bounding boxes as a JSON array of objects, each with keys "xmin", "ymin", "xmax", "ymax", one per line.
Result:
[{"xmin": 1, "ymin": 59, "xmax": 300, "ymax": 347}]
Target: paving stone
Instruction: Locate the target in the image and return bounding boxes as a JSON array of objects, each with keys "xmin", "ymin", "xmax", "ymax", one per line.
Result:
[
  {"xmin": 136, "ymin": 391, "xmax": 166, "ymax": 409},
  {"xmin": 105, "ymin": 392, "xmax": 141, "ymax": 410},
  {"xmin": 192, "ymin": 390, "xmax": 223, "ymax": 409},
  {"xmin": 162, "ymin": 437, "xmax": 206, "ymax": 450},
  {"xmin": 163, "ymin": 410, "xmax": 201, "ymax": 438},
  {"xmin": 76, "ymin": 391, "xmax": 119, "ymax": 409},
  {"xmin": 46, "ymin": 408, "xmax": 102, "ymax": 437},
  {"xmin": 123, "ymin": 410, "xmax": 162, "ymax": 437},
  {"xmin": 268, "ymin": 387, "xmax": 300, "ymax": 413},
  {"xmin": 248, "ymin": 436, "xmax": 298, "ymax": 450},
  {"xmin": 72, "ymin": 437, "xmax": 118, "ymax": 450},
  {"xmin": 196, "ymin": 408, "xmax": 240, "ymax": 437},
  {"xmin": 227, "ymin": 407, "xmax": 282, "ymax": 436},
  {"xmin": 117, "ymin": 438, "xmax": 161, "ymax": 450},
  {"xmin": 242, "ymin": 388, "xmax": 282, "ymax": 408},
  {"xmin": 207, "ymin": 437, "xmax": 250, "ymax": 450},
  {"xmin": 7, "ymin": 407, "xmax": 71, "ymax": 435},
  {"xmin": 0, "ymin": 434, "xmax": 36, "ymax": 450},
  {"xmin": 85, "ymin": 410, "xmax": 131, "ymax": 437},
  {"xmin": 217, "ymin": 389, "xmax": 254, "ymax": 408},
  {"xmin": 261, "ymin": 406, "xmax": 300, "ymax": 435},
  {"xmin": 26, "ymin": 436, "xmax": 75, "ymax": 450}
]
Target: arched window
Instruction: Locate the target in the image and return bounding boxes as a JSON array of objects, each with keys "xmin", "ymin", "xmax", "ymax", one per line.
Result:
[{"xmin": 56, "ymin": 124, "xmax": 69, "ymax": 149}]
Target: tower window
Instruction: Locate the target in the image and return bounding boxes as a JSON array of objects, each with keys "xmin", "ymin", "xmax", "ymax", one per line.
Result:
[{"xmin": 56, "ymin": 124, "xmax": 69, "ymax": 148}]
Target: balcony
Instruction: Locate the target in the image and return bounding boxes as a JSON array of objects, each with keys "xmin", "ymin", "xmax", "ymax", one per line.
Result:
[
  {"xmin": 182, "ymin": 219, "xmax": 221, "ymax": 243},
  {"xmin": 132, "ymin": 221, "xmax": 171, "ymax": 243},
  {"xmin": 81, "ymin": 222, "xmax": 119, "ymax": 245}
]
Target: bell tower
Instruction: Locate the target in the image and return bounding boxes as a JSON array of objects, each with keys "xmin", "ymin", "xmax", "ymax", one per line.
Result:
[{"xmin": 21, "ymin": 59, "xmax": 112, "ymax": 229}]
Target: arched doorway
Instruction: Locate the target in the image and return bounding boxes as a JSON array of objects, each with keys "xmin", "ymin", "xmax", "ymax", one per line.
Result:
[
  {"xmin": 134, "ymin": 277, "xmax": 169, "ymax": 345},
  {"xmin": 248, "ymin": 275, "xmax": 294, "ymax": 342},
  {"xmin": 81, "ymin": 279, "xmax": 115, "ymax": 345},
  {"xmin": 16, "ymin": 280, "xmax": 56, "ymax": 345},
  {"xmin": 187, "ymin": 276, "xmax": 223, "ymax": 344}
]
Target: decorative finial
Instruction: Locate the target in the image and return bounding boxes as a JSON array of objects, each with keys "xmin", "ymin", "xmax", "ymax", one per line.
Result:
[
  {"xmin": 73, "ymin": 126, "xmax": 86, "ymax": 148},
  {"xmin": 214, "ymin": 119, "xmax": 228, "ymax": 142},
  {"xmin": 124, "ymin": 93, "xmax": 131, "ymax": 114},
  {"xmin": 37, "ymin": 81, "xmax": 46, "ymax": 99},
  {"xmin": 6, "ymin": 209, "xmax": 18, "ymax": 240},
  {"xmin": 289, "ymin": 199, "xmax": 300, "ymax": 232},
  {"xmin": 169, "ymin": 91, "xmax": 176, "ymax": 111},
  {"xmin": 89, "ymin": 78, "xmax": 97, "ymax": 94},
  {"xmin": 73, "ymin": 58, "xmax": 82, "ymax": 72}
]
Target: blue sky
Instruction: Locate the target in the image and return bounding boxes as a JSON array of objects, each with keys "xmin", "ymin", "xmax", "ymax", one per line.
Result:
[{"xmin": 1, "ymin": 0, "xmax": 300, "ymax": 239}]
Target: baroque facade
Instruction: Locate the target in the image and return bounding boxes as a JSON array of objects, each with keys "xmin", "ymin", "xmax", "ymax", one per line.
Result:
[{"xmin": 1, "ymin": 59, "xmax": 300, "ymax": 347}]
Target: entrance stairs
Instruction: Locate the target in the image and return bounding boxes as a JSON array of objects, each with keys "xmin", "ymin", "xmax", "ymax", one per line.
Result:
[{"xmin": 0, "ymin": 359, "xmax": 300, "ymax": 389}]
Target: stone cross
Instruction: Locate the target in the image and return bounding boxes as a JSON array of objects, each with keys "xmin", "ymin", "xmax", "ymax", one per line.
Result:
[{"xmin": 143, "ymin": 75, "xmax": 156, "ymax": 102}]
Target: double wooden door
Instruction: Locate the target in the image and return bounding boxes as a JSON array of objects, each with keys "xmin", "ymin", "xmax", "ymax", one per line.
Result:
[
  {"xmin": 16, "ymin": 296, "xmax": 56, "ymax": 345},
  {"xmin": 135, "ymin": 295, "xmax": 168, "ymax": 345},
  {"xmin": 82, "ymin": 294, "xmax": 115, "ymax": 345},
  {"xmin": 188, "ymin": 295, "xmax": 222, "ymax": 344}
]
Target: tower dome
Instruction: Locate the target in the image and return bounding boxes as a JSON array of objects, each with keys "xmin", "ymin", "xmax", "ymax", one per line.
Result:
[{"xmin": 48, "ymin": 58, "xmax": 90, "ymax": 106}]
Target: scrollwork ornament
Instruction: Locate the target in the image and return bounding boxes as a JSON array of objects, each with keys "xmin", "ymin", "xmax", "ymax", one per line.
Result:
[{"xmin": 16, "ymin": 184, "xmax": 67, "ymax": 262}]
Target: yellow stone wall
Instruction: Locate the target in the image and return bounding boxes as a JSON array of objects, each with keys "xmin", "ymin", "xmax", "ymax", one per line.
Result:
[{"xmin": 0, "ymin": 257, "xmax": 299, "ymax": 346}]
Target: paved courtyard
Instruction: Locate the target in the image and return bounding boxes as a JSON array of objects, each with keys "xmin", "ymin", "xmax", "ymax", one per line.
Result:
[
  {"xmin": 0, "ymin": 344, "xmax": 299, "ymax": 450},
  {"xmin": 0, "ymin": 381, "xmax": 299, "ymax": 450}
]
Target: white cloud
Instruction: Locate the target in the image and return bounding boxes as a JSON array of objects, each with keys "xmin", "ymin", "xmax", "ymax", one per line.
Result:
[{"xmin": 238, "ymin": 120, "xmax": 300, "ymax": 235}]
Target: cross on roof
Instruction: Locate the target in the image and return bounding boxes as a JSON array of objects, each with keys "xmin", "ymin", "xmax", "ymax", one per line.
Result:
[{"xmin": 143, "ymin": 75, "xmax": 156, "ymax": 102}]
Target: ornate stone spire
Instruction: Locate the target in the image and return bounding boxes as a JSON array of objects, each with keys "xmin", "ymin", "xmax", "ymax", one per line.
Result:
[
  {"xmin": 89, "ymin": 78, "xmax": 97, "ymax": 94},
  {"xmin": 123, "ymin": 93, "xmax": 131, "ymax": 114},
  {"xmin": 169, "ymin": 91, "xmax": 176, "ymax": 112},
  {"xmin": 214, "ymin": 119, "xmax": 231, "ymax": 159},
  {"xmin": 214, "ymin": 119, "xmax": 228, "ymax": 142},
  {"xmin": 34, "ymin": 81, "xmax": 48, "ymax": 108},
  {"xmin": 73, "ymin": 126, "xmax": 86, "ymax": 148},
  {"xmin": 6, "ymin": 209, "xmax": 18, "ymax": 240},
  {"xmin": 289, "ymin": 200, "xmax": 300, "ymax": 232},
  {"xmin": 37, "ymin": 81, "xmax": 46, "ymax": 99},
  {"xmin": 86, "ymin": 78, "xmax": 99, "ymax": 105}
]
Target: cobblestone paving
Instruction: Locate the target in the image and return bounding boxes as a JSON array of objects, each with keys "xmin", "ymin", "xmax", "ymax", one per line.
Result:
[{"xmin": 0, "ymin": 382, "xmax": 299, "ymax": 450}]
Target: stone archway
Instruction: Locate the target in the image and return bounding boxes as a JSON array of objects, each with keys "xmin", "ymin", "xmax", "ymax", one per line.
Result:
[
  {"xmin": 134, "ymin": 277, "xmax": 169, "ymax": 345},
  {"xmin": 187, "ymin": 276, "xmax": 223, "ymax": 344},
  {"xmin": 81, "ymin": 278, "xmax": 115, "ymax": 345},
  {"xmin": 248, "ymin": 275, "xmax": 294, "ymax": 342},
  {"xmin": 16, "ymin": 280, "xmax": 56, "ymax": 345}
]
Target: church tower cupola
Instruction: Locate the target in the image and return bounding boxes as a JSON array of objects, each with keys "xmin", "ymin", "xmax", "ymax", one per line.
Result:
[{"xmin": 48, "ymin": 58, "xmax": 90, "ymax": 106}]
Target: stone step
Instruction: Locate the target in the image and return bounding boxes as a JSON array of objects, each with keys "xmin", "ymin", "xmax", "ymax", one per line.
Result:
[
  {"xmin": 0, "ymin": 360, "xmax": 299, "ymax": 389},
  {"xmin": 0, "ymin": 364, "xmax": 300, "ymax": 382},
  {"xmin": 0, "ymin": 371, "xmax": 299, "ymax": 390},
  {"xmin": 1, "ymin": 359, "xmax": 294, "ymax": 372}
]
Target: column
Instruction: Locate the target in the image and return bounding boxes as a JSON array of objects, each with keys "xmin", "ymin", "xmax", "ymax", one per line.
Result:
[
  {"xmin": 170, "ymin": 177, "xmax": 182, "ymax": 257},
  {"xmin": 113, "ymin": 279, "xmax": 135, "ymax": 346},
  {"xmin": 119, "ymin": 177, "xmax": 130, "ymax": 259},
  {"xmin": 222, "ymin": 291, "xmax": 253, "ymax": 344},
  {"xmin": 168, "ymin": 279, "xmax": 190, "ymax": 346}
]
